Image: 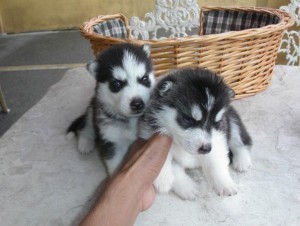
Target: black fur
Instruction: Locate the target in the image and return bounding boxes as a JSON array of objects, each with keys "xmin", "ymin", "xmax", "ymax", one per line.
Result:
[
  {"xmin": 67, "ymin": 114, "xmax": 86, "ymax": 137},
  {"xmin": 141, "ymin": 67, "xmax": 252, "ymax": 155},
  {"xmin": 143, "ymin": 68, "xmax": 234, "ymax": 133},
  {"xmin": 92, "ymin": 43, "xmax": 153, "ymax": 86},
  {"xmin": 67, "ymin": 43, "xmax": 154, "ymax": 172}
]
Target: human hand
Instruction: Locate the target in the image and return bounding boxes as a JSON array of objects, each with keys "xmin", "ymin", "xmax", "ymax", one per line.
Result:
[{"xmin": 80, "ymin": 134, "xmax": 172, "ymax": 226}]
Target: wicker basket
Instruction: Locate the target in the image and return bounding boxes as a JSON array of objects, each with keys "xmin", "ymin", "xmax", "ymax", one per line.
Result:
[{"xmin": 80, "ymin": 7, "xmax": 293, "ymax": 99}]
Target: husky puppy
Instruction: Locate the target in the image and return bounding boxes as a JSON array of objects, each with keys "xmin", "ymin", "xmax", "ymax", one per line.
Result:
[
  {"xmin": 139, "ymin": 68, "xmax": 252, "ymax": 200},
  {"xmin": 67, "ymin": 43, "xmax": 155, "ymax": 175}
]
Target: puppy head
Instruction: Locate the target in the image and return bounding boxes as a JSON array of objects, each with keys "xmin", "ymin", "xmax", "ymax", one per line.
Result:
[
  {"xmin": 87, "ymin": 43, "xmax": 155, "ymax": 117},
  {"xmin": 144, "ymin": 68, "xmax": 234, "ymax": 155}
]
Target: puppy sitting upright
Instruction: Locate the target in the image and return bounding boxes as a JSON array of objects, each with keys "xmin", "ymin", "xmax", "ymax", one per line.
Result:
[
  {"xmin": 67, "ymin": 43, "xmax": 155, "ymax": 175},
  {"xmin": 139, "ymin": 68, "xmax": 252, "ymax": 200}
]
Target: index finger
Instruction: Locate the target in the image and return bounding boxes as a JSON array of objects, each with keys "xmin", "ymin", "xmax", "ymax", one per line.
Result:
[{"xmin": 134, "ymin": 134, "xmax": 172, "ymax": 180}]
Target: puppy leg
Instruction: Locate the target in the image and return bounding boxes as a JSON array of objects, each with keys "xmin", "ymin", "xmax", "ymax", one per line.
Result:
[
  {"xmin": 202, "ymin": 130, "xmax": 237, "ymax": 196},
  {"xmin": 172, "ymin": 162, "xmax": 200, "ymax": 200},
  {"xmin": 77, "ymin": 108, "xmax": 95, "ymax": 154},
  {"xmin": 105, "ymin": 144, "xmax": 129, "ymax": 176},
  {"xmin": 154, "ymin": 152, "xmax": 174, "ymax": 193},
  {"xmin": 228, "ymin": 107, "xmax": 252, "ymax": 172},
  {"xmin": 231, "ymin": 146, "xmax": 252, "ymax": 172}
]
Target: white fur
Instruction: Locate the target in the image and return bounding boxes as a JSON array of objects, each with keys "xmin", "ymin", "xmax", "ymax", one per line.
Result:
[
  {"xmin": 152, "ymin": 127, "xmax": 237, "ymax": 197},
  {"xmin": 172, "ymin": 162, "xmax": 200, "ymax": 200},
  {"xmin": 142, "ymin": 44, "xmax": 151, "ymax": 57},
  {"xmin": 205, "ymin": 88, "xmax": 215, "ymax": 111},
  {"xmin": 123, "ymin": 50, "xmax": 147, "ymax": 80},
  {"xmin": 86, "ymin": 61, "xmax": 98, "ymax": 77},
  {"xmin": 77, "ymin": 107, "xmax": 95, "ymax": 154},
  {"xmin": 139, "ymin": 71, "xmax": 252, "ymax": 199},
  {"xmin": 232, "ymin": 147, "xmax": 252, "ymax": 172},
  {"xmin": 96, "ymin": 76, "xmax": 153, "ymax": 118},
  {"xmin": 112, "ymin": 66, "xmax": 127, "ymax": 81},
  {"xmin": 229, "ymin": 120, "xmax": 252, "ymax": 172},
  {"xmin": 66, "ymin": 132, "xmax": 75, "ymax": 141},
  {"xmin": 155, "ymin": 106, "xmax": 210, "ymax": 155},
  {"xmin": 191, "ymin": 105, "xmax": 202, "ymax": 121},
  {"xmin": 215, "ymin": 108, "xmax": 226, "ymax": 122},
  {"xmin": 97, "ymin": 48, "xmax": 155, "ymax": 175},
  {"xmin": 200, "ymin": 129, "xmax": 237, "ymax": 196},
  {"xmin": 81, "ymin": 114, "xmax": 139, "ymax": 175},
  {"xmin": 141, "ymin": 106, "xmax": 242, "ymax": 198},
  {"xmin": 96, "ymin": 50, "xmax": 154, "ymax": 118},
  {"xmin": 70, "ymin": 45, "xmax": 155, "ymax": 176},
  {"xmin": 154, "ymin": 152, "xmax": 174, "ymax": 192}
]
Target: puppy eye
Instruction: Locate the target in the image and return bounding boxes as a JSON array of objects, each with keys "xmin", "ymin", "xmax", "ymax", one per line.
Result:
[
  {"xmin": 141, "ymin": 75, "xmax": 149, "ymax": 84},
  {"xmin": 182, "ymin": 114, "xmax": 196, "ymax": 126},
  {"xmin": 112, "ymin": 80, "xmax": 122, "ymax": 88},
  {"xmin": 214, "ymin": 121, "xmax": 221, "ymax": 129},
  {"xmin": 110, "ymin": 79, "xmax": 124, "ymax": 92}
]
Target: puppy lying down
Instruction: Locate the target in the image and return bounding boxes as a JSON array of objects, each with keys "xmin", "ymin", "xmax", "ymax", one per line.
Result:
[{"xmin": 139, "ymin": 68, "xmax": 252, "ymax": 200}]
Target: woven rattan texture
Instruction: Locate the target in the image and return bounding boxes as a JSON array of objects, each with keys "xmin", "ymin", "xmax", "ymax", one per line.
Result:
[{"xmin": 81, "ymin": 7, "xmax": 293, "ymax": 99}]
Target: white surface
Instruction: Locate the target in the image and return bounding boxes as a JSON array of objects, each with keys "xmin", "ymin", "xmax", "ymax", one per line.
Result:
[{"xmin": 0, "ymin": 66, "xmax": 300, "ymax": 225}]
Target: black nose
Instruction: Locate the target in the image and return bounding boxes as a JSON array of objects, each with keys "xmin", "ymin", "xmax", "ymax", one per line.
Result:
[
  {"xmin": 198, "ymin": 144, "xmax": 211, "ymax": 154},
  {"xmin": 130, "ymin": 98, "xmax": 144, "ymax": 111}
]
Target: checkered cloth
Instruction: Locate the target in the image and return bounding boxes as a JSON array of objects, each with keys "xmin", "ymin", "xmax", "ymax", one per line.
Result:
[
  {"xmin": 93, "ymin": 19, "xmax": 127, "ymax": 38},
  {"xmin": 202, "ymin": 10, "xmax": 280, "ymax": 35}
]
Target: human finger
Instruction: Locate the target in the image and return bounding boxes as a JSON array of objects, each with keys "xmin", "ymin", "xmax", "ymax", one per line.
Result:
[{"xmin": 129, "ymin": 134, "xmax": 172, "ymax": 182}]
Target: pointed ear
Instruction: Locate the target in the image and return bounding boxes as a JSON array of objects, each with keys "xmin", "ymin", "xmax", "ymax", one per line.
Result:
[
  {"xmin": 228, "ymin": 88, "xmax": 235, "ymax": 98},
  {"xmin": 142, "ymin": 44, "xmax": 151, "ymax": 57},
  {"xmin": 158, "ymin": 80, "xmax": 173, "ymax": 97},
  {"xmin": 86, "ymin": 60, "xmax": 98, "ymax": 77}
]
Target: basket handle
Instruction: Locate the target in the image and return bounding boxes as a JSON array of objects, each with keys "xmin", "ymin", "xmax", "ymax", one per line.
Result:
[{"xmin": 82, "ymin": 13, "xmax": 132, "ymax": 39}]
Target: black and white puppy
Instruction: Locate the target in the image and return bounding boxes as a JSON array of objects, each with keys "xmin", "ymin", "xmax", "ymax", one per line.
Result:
[
  {"xmin": 139, "ymin": 68, "xmax": 252, "ymax": 199},
  {"xmin": 67, "ymin": 43, "xmax": 155, "ymax": 175}
]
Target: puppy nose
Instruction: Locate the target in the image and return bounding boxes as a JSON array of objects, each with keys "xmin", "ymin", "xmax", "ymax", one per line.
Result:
[
  {"xmin": 130, "ymin": 98, "xmax": 144, "ymax": 111},
  {"xmin": 198, "ymin": 144, "xmax": 211, "ymax": 154}
]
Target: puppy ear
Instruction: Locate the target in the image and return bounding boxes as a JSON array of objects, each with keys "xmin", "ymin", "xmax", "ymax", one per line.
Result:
[
  {"xmin": 158, "ymin": 80, "xmax": 173, "ymax": 96},
  {"xmin": 228, "ymin": 88, "xmax": 235, "ymax": 98},
  {"xmin": 86, "ymin": 60, "xmax": 98, "ymax": 77},
  {"xmin": 142, "ymin": 44, "xmax": 151, "ymax": 57}
]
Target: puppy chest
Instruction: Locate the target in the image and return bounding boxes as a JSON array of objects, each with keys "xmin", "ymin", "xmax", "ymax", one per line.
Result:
[
  {"xmin": 172, "ymin": 144, "xmax": 202, "ymax": 169},
  {"xmin": 101, "ymin": 120, "xmax": 138, "ymax": 143}
]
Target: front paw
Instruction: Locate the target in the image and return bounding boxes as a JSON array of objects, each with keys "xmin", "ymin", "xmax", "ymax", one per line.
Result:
[
  {"xmin": 173, "ymin": 177, "xmax": 200, "ymax": 200},
  {"xmin": 154, "ymin": 173, "xmax": 174, "ymax": 193},
  {"xmin": 78, "ymin": 137, "xmax": 95, "ymax": 154},
  {"xmin": 213, "ymin": 179, "xmax": 237, "ymax": 196},
  {"xmin": 232, "ymin": 151, "xmax": 252, "ymax": 172}
]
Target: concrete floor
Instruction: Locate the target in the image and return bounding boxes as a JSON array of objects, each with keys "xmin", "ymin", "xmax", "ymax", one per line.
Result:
[
  {"xmin": 0, "ymin": 30, "xmax": 94, "ymax": 137},
  {"xmin": 0, "ymin": 65, "xmax": 299, "ymax": 225}
]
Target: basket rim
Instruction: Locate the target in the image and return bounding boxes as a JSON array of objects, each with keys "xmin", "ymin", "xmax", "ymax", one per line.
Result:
[{"xmin": 80, "ymin": 6, "xmax": 294, "ymax": 44}]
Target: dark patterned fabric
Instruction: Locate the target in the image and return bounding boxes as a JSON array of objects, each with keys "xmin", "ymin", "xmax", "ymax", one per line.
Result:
[
  {"xmin": 202, "ymin": 10, "xmax": 280, "ymax": 35},
  {"xmin": 93, "ymin": 19, "xmax": 127, "ymax": 38}
]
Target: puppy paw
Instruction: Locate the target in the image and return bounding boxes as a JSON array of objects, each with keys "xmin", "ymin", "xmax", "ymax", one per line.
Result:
[
  {"xmin": 154, "ymin": 173, "xmax": 174, "ymax": 193},
  {"xmin": 78, "ymin": 137, "xmax": 95, "ymax": 154},
  {"xmin": 232, "ymin": 151, "xmax": 252, "ymax": 172},
  {"xmin": 173, "ymin": 177, "xmax": 200, "ymax": 200},
  {"xmin": 214, "ymin": 179, "xmax": 237, "ymax": 196},
  {"xmin": 66, "ymin": 132, "xmax": 75, "ymax": 141}
]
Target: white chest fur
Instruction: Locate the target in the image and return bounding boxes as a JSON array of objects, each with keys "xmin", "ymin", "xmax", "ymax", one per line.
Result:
[
  {"xmin": 171, "ymin": 142, "xmax": 202, "ymax": 169},
  {"xmin": 100, "ymin": 118, "xmax": 138, "ymax": 145}
]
